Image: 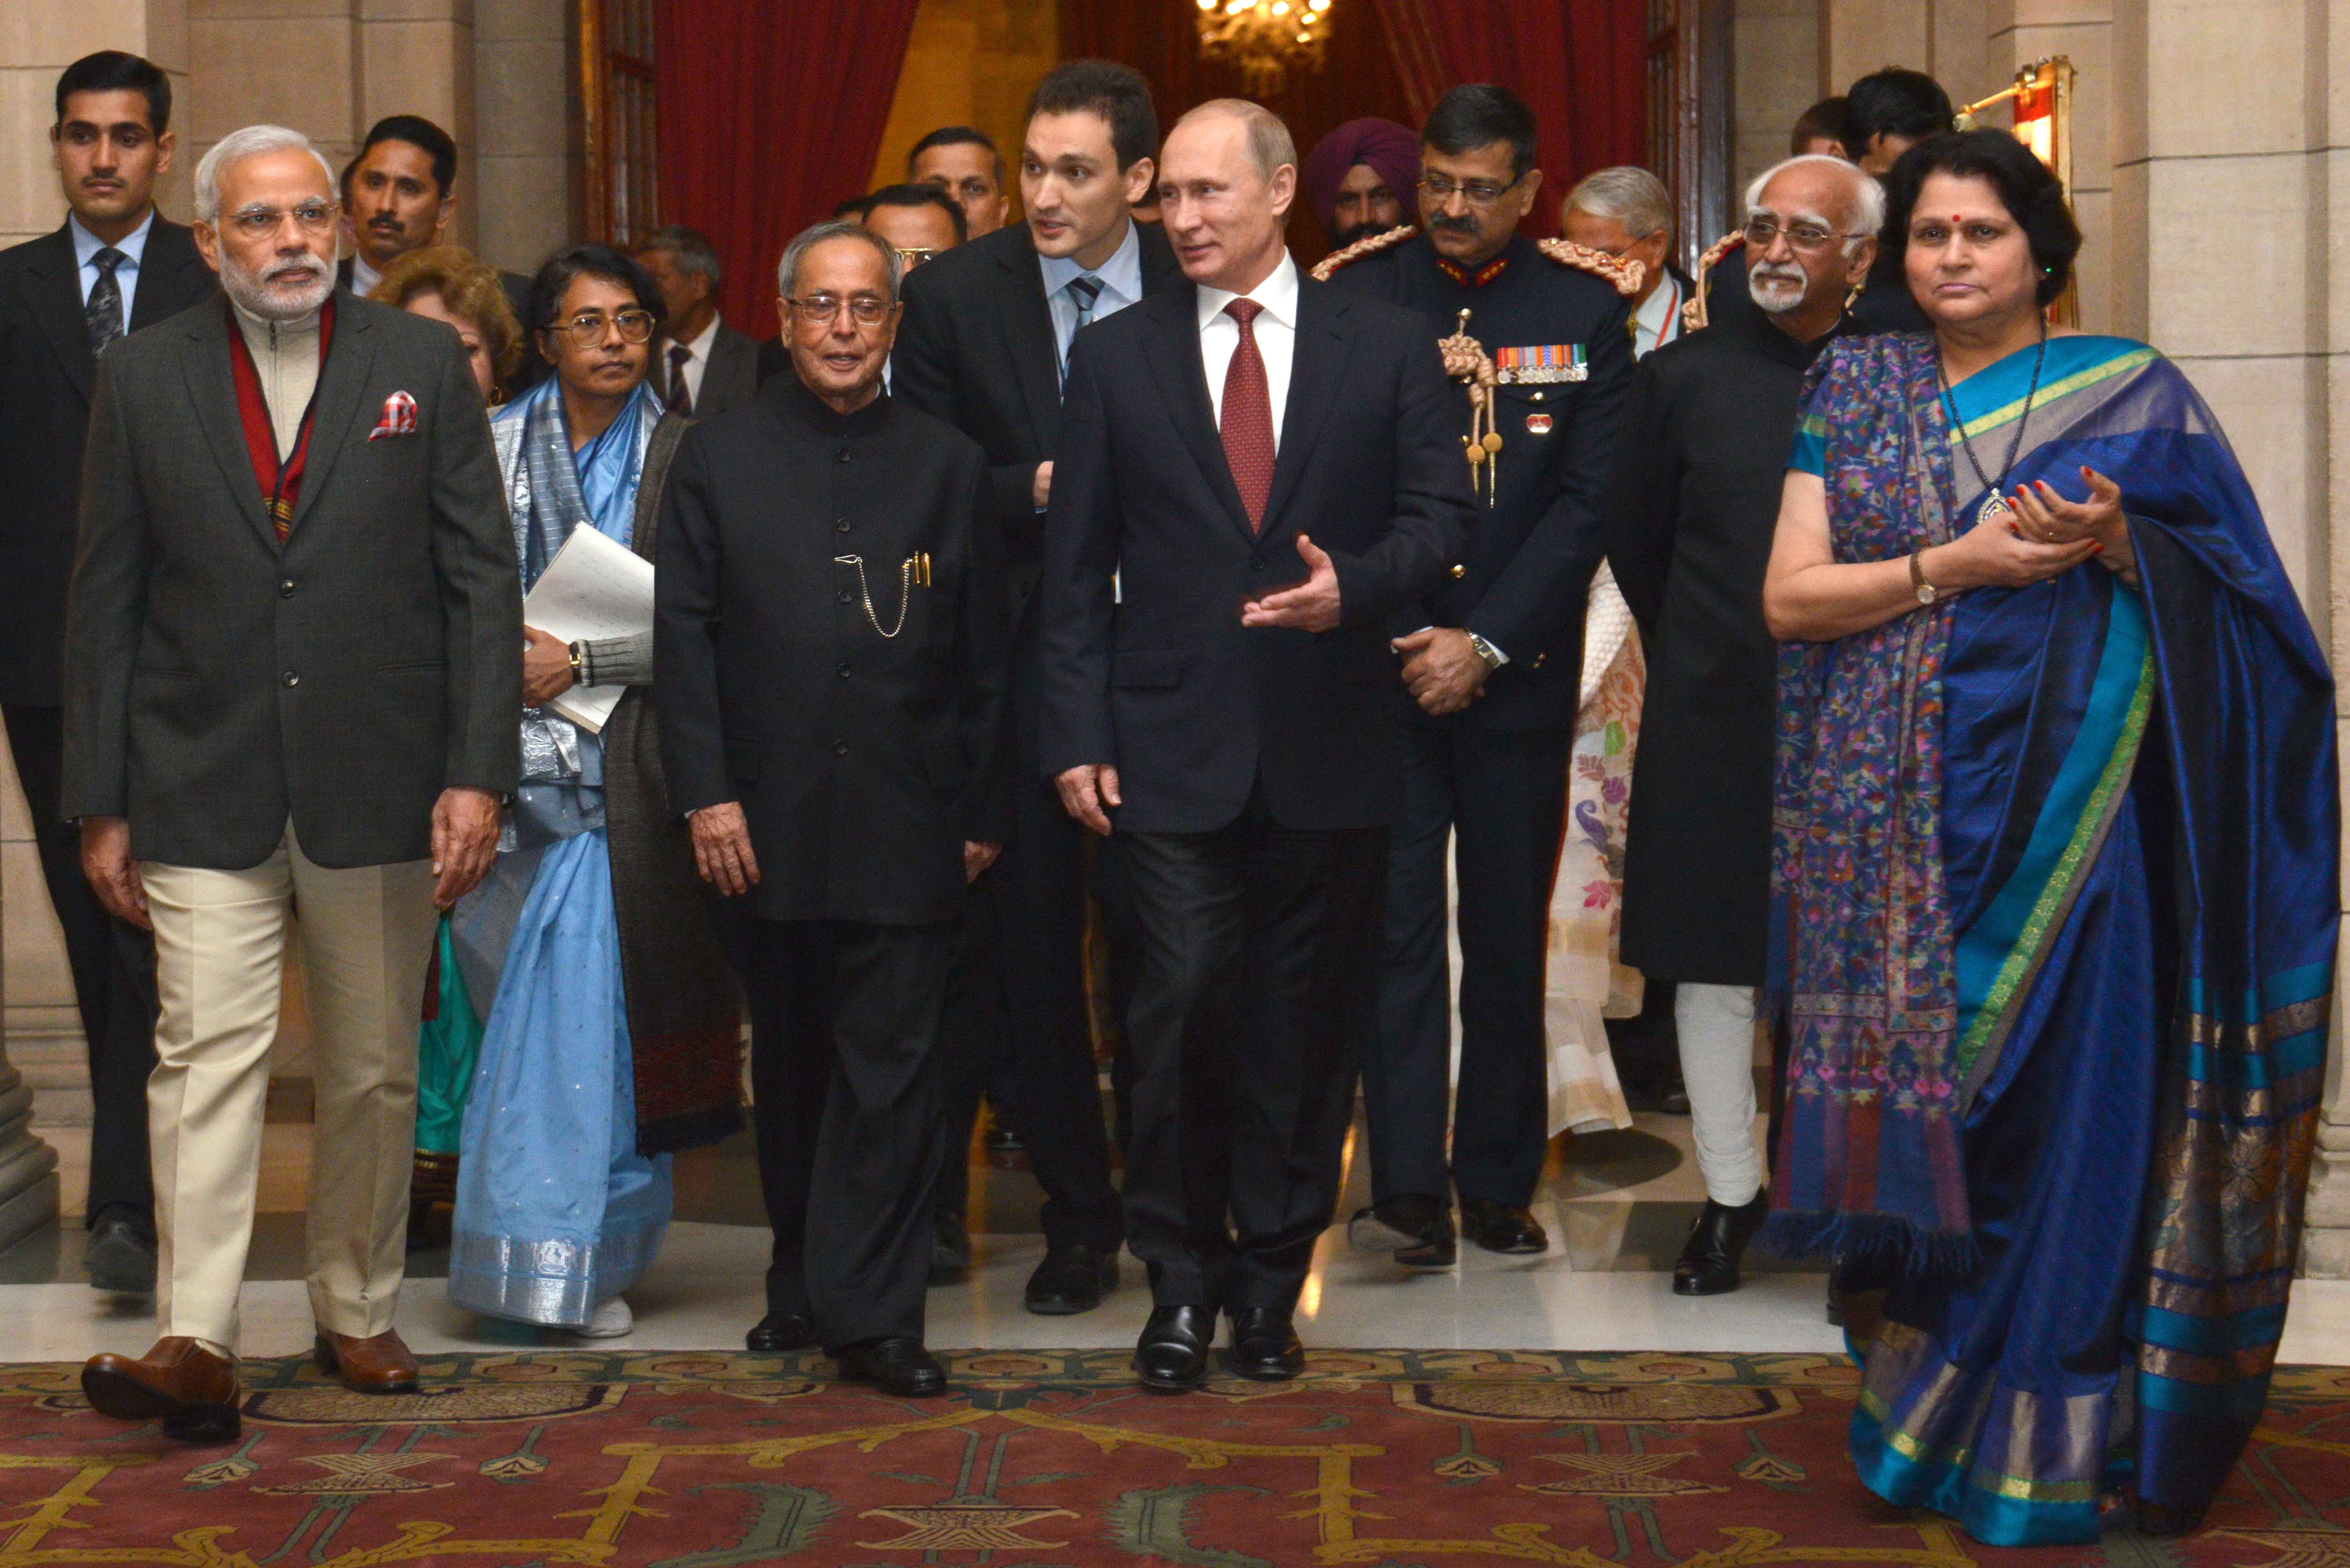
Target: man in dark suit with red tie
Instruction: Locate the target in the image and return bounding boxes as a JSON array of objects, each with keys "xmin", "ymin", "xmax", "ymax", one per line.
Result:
[
  {"xmin": 0, "ymin": 51, "xmax": 216, "ymax": 1297},
  {"xmin": 1042, "ymin": 100, "xmax": 1471, "ymax": 1392}
]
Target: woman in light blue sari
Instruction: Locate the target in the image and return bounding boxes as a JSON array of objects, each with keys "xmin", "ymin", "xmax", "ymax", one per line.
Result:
[
  {"xmin": 1764, "ymin": 133, "xmax": 2335, "ymax": 1542},
  {"xmin": 447, "ymin": 244, "xmax": 740, "ymax": 1337}
]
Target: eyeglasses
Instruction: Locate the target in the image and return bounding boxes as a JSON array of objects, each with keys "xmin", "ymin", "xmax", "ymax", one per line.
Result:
[
  {"xmin": 1417, "ymin": 171, "xmax": 1528, "ymax": 209},
  {"xmin": 1742, "ymin": 215, "xmax": 1862, "ymax": 255},
  {"xmin": 548, "ymin": 309, "xmax": 658, "ymax": 346},
  {"xmin": 225, "ymin": 201, "xmax": 337, "ymax": 240},
  {"xmin": 785, "ymin": 293, "xmax": 894, "ymax": 328},
  {"xmin": 891, "ymin": 247, "xmax": 938, "ymax": 268}
]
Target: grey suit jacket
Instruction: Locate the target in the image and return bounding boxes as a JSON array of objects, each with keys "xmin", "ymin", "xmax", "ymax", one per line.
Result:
[
  {"xmin": 662, "ymin": 319, "xmax": 761, "ymax": 421},
  {"xmin": 62, "ymin": 291, "xmax": 522, "ymax": 869}
]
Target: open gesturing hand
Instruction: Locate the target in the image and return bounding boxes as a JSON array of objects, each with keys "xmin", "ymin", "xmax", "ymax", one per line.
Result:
[{"xmin": 1241, "ymin": 535, "xmax": 1342, "ymax": 633}]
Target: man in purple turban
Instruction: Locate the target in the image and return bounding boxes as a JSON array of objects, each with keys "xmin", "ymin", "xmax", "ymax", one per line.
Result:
[{"xmin": 1302, "ymin": 117, "xmax": 1421, "ymax": 248}]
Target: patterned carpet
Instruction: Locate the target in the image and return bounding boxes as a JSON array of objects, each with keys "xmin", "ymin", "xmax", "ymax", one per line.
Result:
[{"xmin": 0, "ymin": 1349, "xmax": 2343, "ymax": 1565}]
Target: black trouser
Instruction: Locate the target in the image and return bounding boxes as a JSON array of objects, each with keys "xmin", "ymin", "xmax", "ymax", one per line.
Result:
[
  {"xmin": 933, "ymin": 774, "xmax": 1124, "ymax": 1252},
  {"xmin": 1118, "ymin": 789, "xmax": 1385, "ymax": 1314},
  {"xmin": 736, "ymin": 916, "xmax": 953, "ymax": 1350},
  {"xmin": 1365, "ymin": 718, "xmax": 1569, "ymax": 1210},
  {"xmin": 3, "ymin": 705, "xmax": 157, "ymax": 1226}
]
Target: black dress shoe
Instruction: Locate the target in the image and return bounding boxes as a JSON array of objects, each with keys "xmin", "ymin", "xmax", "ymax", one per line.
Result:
[
  {"xmin": 746, "ymin": 1310, "xmax": 817, "ymax": 1352},
  {"xmin": 1225, "ymin": 1307, "xmax": 1305, "ymax": 1381},
  {"xmin": 1673, "ymin": 1190, "xmax": 1772, "ymax": 1296},
  {"xmin": 1347, "ymin": 1195, "xmax": 1456, "ymax": 1268},
  {"xmin": 1133, "ymin": 1304, "xmax": 1215, "ymax": 1393},
  {"xmin": 86, "ymin": 1208, "xmax": 157, "ymax": 1295},
  {"xmin": 1024, "ymin": 1244, "xmax": 1118, "ymax": 1315},
  {"xmin": 834, "ymin": 1337, "xmax": 947, "ymax": 1397},
  {"xmin": 929, "ymin": 1210, "xmax": 972, "ymax": 1284},
  {"xmin": 1460, "ymin": 1200, "xmax": 1548, "ymax": 1255}
]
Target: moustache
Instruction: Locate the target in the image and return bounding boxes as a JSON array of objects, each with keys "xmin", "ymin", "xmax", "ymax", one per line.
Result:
[
  {"xmin": 1430, "ymin": 215, "xmax": 1480, "ymax": 234},
  {"xmin": 262, "ymin": 256, "xmax": 332, "ymax": 284}
]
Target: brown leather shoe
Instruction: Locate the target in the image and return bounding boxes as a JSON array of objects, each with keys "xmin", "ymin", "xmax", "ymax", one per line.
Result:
[
  {"xmin": 313, "ymin": 1328, "xmax": 421, "ymax": 1395},
  {"xmin": 82, "ymin": 1337, "xmax": 240, "ymax": 1443}
]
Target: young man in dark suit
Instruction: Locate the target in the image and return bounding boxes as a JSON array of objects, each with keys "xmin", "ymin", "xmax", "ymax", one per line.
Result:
[
  {"xmin": 1042, "ymin": 100, "xmax": 1471, "ymax": 1392},
  {"xmin": 894, "ymin": 61, "xmax": 1180, "ymax": 1316},
  {"xmin": 657, "ymin": 222, "xmax": 1009, "ymax": 1399},
  {"xmin": 0, "ymin": 50, "xmax": 216, "ymax": 1298},
  {"xmin": 70, "ymin": 124, "xmax": 519, "ymax": 1441},
  {"xmin": 636, "ymin": 224, "xmax": 763, "ymax": 420}
]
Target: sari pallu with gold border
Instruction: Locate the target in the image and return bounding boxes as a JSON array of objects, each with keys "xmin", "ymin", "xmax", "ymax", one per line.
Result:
[{"xmin": 1767, "ymin": 332, "xmax": 2337, "ymax": 1543}]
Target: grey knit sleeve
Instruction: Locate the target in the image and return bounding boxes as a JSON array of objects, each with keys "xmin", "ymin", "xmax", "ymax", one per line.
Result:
[{"xmin": 577, "ymin": 629, "xmax": 653, "ymax": 688}]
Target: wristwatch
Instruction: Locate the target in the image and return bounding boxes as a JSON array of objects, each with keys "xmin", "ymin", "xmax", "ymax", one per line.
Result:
[
  {"xmin": 1466, "ymin": 632, "xmax": 1505, "ymax": 671},
  {"xmin": 1908, "ymin": 551, "xmax": 1941, "ymax": 606},
  {"xmin": 567, "ymin": 641, "xmax": 586, "ymax": 682}
]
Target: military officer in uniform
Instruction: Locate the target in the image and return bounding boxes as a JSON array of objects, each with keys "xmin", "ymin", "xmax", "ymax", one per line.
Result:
[{"xmin": 1319, "ymin": 85, "xmax": 1635, "ymax": 1265}]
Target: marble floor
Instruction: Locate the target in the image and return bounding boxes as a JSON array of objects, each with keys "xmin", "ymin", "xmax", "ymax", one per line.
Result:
[{"xmin": 8, "ymin": 1106, "xmax": 2350, "ymax": 1367}]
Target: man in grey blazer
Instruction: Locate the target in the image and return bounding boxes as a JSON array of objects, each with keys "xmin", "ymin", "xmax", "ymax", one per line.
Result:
[
  {"xmin": 637, "ymin": 224, "xmax": 762, "ymax": 419},
  {"xmin": 64, "ymin": 124, "xmax": 520, "ymax": 1443}
]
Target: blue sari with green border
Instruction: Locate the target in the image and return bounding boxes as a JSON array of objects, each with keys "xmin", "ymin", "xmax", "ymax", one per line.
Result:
[{"xmin": 1774, "ymin": 332, "xmax": 2336, "ymax": 1542}]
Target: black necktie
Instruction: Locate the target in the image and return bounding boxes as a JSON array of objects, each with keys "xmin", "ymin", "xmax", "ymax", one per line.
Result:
[
  {"xmin": 666, "ymin": 344, "xmax": 694, "ymax": 416},
  {"xmin": 87, "ymin": 246, "xmax": 126, "ymax": 358}
]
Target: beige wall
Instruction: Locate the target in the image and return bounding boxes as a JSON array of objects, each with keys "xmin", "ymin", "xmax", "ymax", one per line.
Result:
[
  {"xmin": 474, "ymin": 0, "xmax": 572, "ymax": 275},
  {"xmin": 868, "ymin": 0, "xmax": 1057, "ymax": 211}
]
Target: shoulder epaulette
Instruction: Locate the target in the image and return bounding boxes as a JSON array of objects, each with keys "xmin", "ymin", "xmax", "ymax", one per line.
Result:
[
  {"xmin": 1683, "ymin": 231, "xmax": 1744, "ymax": 333},
  {"xmin": 1309, "ymin": 224, "xmax": 1418, "ymax": 282},
  {"xmin": 1535, "ymin": 238, "xmax": 1643, "ymax": 298}
]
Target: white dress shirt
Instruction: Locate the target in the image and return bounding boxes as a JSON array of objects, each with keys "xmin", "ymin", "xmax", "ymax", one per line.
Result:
[
  {"xmin": 1040, "ymin": 219, "xmax": 1146, "ymax": 373},
  {"xmin": 349, "ymin": 250, "xmax": 383, "ymax": 300},
  {"xmin": 71, "ymin": 209, "xmax": 153, "ymax": 324},
  {"xmin": 1195, "ymin": 252, "xmax": 1299, "ymax": 449},
  {"xmin": 1632, "ymin": 272, "xmax": 1684, "ymax": 360},
  {"xmin": 666, "ymin": 313, "xmax": 723, "ymax": 408}
]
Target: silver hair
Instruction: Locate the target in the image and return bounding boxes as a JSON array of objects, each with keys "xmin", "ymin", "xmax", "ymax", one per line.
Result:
[
  {"xmin": 641, "ymin": 223, "xmax": 723, "ymax": 288},
  {"xmin": 1566, "ymin": 166, "xmax": 1673, "ymax": 241},
  {"xmin": 1177, "ymin": 99, "xmax": 1298, "ymax": 181},
  {"xmin": 194, "ymin": 124, "xmax": 335, "ymax": 223},
  {"xmin": 774, "ymin": 219, "xmax": 903, "ymax": 304},
  {"xmin": 1743, "ymin": 153, "xmax": 1885, "ymax": 244}
]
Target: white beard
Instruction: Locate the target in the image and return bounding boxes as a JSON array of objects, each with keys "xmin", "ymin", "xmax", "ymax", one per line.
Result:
[{"xmin": 221, "ymin": 251, "xmax": 333, "ymax": 322}]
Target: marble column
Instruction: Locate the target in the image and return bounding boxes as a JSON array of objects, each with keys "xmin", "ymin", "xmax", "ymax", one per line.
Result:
[{"xmin": 473, "ymin": 0, "xmax": 573, "ymax": 274}]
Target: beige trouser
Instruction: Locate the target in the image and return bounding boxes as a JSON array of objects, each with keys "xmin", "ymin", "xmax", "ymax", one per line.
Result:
[{"xmin": 141, "ymin": 825, "xmax": 437, "ymax": 1353}]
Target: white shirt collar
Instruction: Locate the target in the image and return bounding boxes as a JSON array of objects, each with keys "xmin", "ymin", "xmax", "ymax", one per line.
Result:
[
  {"xmin": 1633, "ymin": 272, "xmax": 1683, "ymax": 357},
  {"xmin": 1040, "ymin": 218, "xmax": 1145, "ymax": 305},
  {"xmin": 1195, "ymin": 251, "xmax": 1300, "ymax": 333},
  {"xmin": 676, "ymin": 312, "xmax": 723, "ymax": 363},
  {"xmin": 350, "ymin": 251, "xmax": 382, "ymax": 298},
  {"xmin": 70, "ymin": 209, "xmax": 153, "ymax": 270}
]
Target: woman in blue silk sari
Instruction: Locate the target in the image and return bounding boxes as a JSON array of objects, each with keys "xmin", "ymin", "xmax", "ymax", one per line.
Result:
[
  {"xmin": 1762, "ymin": 132, "xmax": 2337, "ymax": 1544},
  {"xmin": 447, "ymin": 246, "xmax": 683, "ymax": 1338}
]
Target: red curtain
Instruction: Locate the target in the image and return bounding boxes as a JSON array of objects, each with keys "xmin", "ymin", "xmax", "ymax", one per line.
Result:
[
  {"xmin": 1371, "ymin": 0, "xmax": 1648, "ymax": 235},
  {"xmin": 656, "ymin": 0, "xmax": 922, "ymax": 337}
]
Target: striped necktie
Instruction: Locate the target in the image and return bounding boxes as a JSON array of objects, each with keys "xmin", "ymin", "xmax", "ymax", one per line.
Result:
[{"xmin": 1059, "ymin": 273, "xmax": 1104, "ymax": 387}]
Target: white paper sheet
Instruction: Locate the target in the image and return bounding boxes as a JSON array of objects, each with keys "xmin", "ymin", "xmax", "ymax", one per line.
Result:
[{"xmin": 521, "ymin": 526, "xmax": 653, "ymax": 734}]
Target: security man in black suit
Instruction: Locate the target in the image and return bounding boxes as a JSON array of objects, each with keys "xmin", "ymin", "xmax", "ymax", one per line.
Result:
[
  {"xmin": 894, "ymin": 61, "xmax": 1180, "ymax": 1316},
  {"xmin": 1320, "ymin": 85, "xmax": 1635, "ymax": 1266},
  {"xmin": 1043, "ymin": 101, "xmax": 1469, "ymax": 1391},
  {"xmin": 0, "ymin": 51, "xmax": 215, "ymax": 1296},
  {"xmin": 658, "ymin": 221, "xmax": 1010, "ymax": 1399},
  {"xmin": 334, "ymin": 114, "xmax": 545, "ymax": 394}
]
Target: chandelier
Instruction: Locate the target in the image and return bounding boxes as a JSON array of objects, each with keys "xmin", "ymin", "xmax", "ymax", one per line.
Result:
[{"xmin": 1195, "ymin": 0, "xmax": 1334, "ymax": 95}]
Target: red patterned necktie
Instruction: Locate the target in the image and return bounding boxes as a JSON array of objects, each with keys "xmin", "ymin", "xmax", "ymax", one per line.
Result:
[{"xmin": 1219, "ymin": 298, "xmax": 1274, "ymax": 533}]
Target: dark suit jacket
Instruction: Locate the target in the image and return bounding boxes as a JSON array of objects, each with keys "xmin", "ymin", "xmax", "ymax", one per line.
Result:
[
  {"xmin": 338, "ymin": 254, "xmax": 548, "ymax": 393},
  {"xmin": 1040, "ymin": 273, "xmax": 1473, "ymax": 834},
  {"xmin": 0, "ymin": 217, "xmax": 215, "ymax": 706},
  {"xmin": 895, "ymin": 221, "xmax": 1183, "ymax": 576},
  {"xmin": 62, "ymin": 292, "xmax": 522, "ymax": 868},
  {"xmin": 686, "ymin": 319, "xmax": 761, "ymax": 420},
  {"xmin": 655, "ymin": 376, "xmax": 1010, "ymax": 927}
]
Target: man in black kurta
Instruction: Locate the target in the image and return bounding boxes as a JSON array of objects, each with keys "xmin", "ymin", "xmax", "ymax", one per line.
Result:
[
  {"xmin": 1601, "ymin": 154, "xmax": 1878, "ymax": 1298},
  {"xmin": 656, "ymin": 222, "xmax": 1008, "ymax": 1396}
]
